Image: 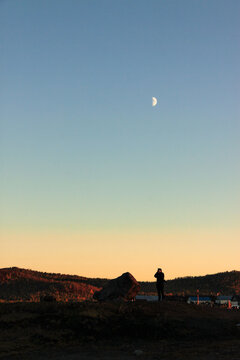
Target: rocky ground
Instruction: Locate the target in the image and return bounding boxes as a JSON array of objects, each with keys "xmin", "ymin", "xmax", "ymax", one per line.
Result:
[{"xmin": 0, "ymin": 301, "xmax": 239, "ymax": 360}]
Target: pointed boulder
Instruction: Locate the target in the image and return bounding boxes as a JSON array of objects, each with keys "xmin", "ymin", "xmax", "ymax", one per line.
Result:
[{"xmin": 93, "ymin": 272, "xmax": 140, "ymax": 301}]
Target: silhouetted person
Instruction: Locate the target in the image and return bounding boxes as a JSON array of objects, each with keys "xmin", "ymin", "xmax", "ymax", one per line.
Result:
[{"xmin": 154, "ymin": 268, "xmax": 165, "ymax": 301}]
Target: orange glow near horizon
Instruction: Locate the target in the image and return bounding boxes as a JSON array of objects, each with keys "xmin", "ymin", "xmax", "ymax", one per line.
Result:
[{"xmin": 1, "ymin": 228, "xmax": 239, "ymax": 281}]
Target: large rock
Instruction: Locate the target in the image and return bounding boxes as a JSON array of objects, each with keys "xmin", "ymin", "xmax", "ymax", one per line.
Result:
[{"xmin": 93, "ymin": 272, "xmax": 140, "ymax": 301}]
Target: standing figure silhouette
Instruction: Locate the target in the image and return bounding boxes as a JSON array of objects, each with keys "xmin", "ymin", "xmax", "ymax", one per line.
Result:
[{"xmin": 154, "ymin": 268, "xmax": 165, "ymax": 301}]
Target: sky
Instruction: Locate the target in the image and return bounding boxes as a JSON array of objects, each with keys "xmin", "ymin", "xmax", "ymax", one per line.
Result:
[{"xmin": 1, "ymin": 0, "xmax": 239, "ymax": 281}]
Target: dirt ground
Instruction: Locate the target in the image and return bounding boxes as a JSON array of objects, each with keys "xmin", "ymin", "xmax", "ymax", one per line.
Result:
[
  {"xmin": 2, "ymin": 340, "xmax": 240, "ymax": 360},
  {"xmin": 0, "ymin": 301, "xmax": 239, "ymax": 360}
]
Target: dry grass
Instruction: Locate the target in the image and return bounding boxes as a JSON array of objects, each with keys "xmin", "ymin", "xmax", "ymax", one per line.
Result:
[{"xmin": 0, "ymin": 301, "xmax": 239, "ymax": 359}]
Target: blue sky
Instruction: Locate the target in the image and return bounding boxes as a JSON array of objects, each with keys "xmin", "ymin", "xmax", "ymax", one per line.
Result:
[{"xmin": 1, "ymin": 1, "xmax": 239, "ymax": 279}]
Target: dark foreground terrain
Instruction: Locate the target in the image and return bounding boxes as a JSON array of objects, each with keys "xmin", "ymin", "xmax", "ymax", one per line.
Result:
[{"xmin": 0, "ymin": 301, "xmax": 239, "ymax": 360}]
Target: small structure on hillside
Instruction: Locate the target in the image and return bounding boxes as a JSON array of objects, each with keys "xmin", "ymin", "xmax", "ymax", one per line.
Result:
[
  {"xmin": 187, "ymin": 296, "xmax": 211, "ymax": 304},
  {"xmin": 215, "ymin": 296, "xmax": 232, "ymax": 305},
  {"xmin": 215, "ymin": 295, "xmax": 240, "ymax": 308},
  {"xmin": 231, "ymin": 295, "xmax": 240, "ymax": 308}
]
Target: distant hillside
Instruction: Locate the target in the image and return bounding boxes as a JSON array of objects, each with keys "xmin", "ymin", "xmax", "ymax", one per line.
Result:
[
  {"xmin": 1, "ymin": 267, "xmax": 239, "ymax": 301},
  {"xmin": 140, "ymin": 271, "xmax": 240, "ymax": 296},
  {"xmin": 0, "ymin": 267, "xmax": 100, "ymax": 302}
]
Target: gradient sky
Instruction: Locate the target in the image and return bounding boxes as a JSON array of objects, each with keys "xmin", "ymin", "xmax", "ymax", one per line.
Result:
[{"xmin": 1, "ymin": 0, "xmax": 239, "ymax": 281}]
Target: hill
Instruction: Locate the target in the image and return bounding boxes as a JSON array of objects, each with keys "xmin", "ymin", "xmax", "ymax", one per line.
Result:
[
  {"xmin": 140, "ymin": 270, "xmax": 240, "ymax": 296},
  {"xmin": 0, "ymin": 267, "xmax": 100, "ymax": 302},
  {"xmin": 0, "ymin": 267, "xmax": 239, "ymax": 302}
]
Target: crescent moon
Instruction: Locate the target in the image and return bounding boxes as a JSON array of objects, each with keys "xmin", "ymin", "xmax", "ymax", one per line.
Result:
[{"xmin": 152, "ymin": 97, "xmax": 157, "ymax": 107}]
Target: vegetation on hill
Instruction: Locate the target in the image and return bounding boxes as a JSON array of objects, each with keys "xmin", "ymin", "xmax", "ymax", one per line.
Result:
[
  {"xmin": 0, "ymin": 267, "xmax": 239, "ymax": 302},
  {"xmin": 0, "ymin": 267, "xmax": 100, "ymax": 302},
  {"xmin": 140, "ymin": 271, "xmax": 240, "ymax": 296}
]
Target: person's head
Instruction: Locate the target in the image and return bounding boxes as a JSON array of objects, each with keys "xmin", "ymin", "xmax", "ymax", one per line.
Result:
[{"xmin": 158, "ymin": 268, "xmax": 162, "ymax": 272}]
